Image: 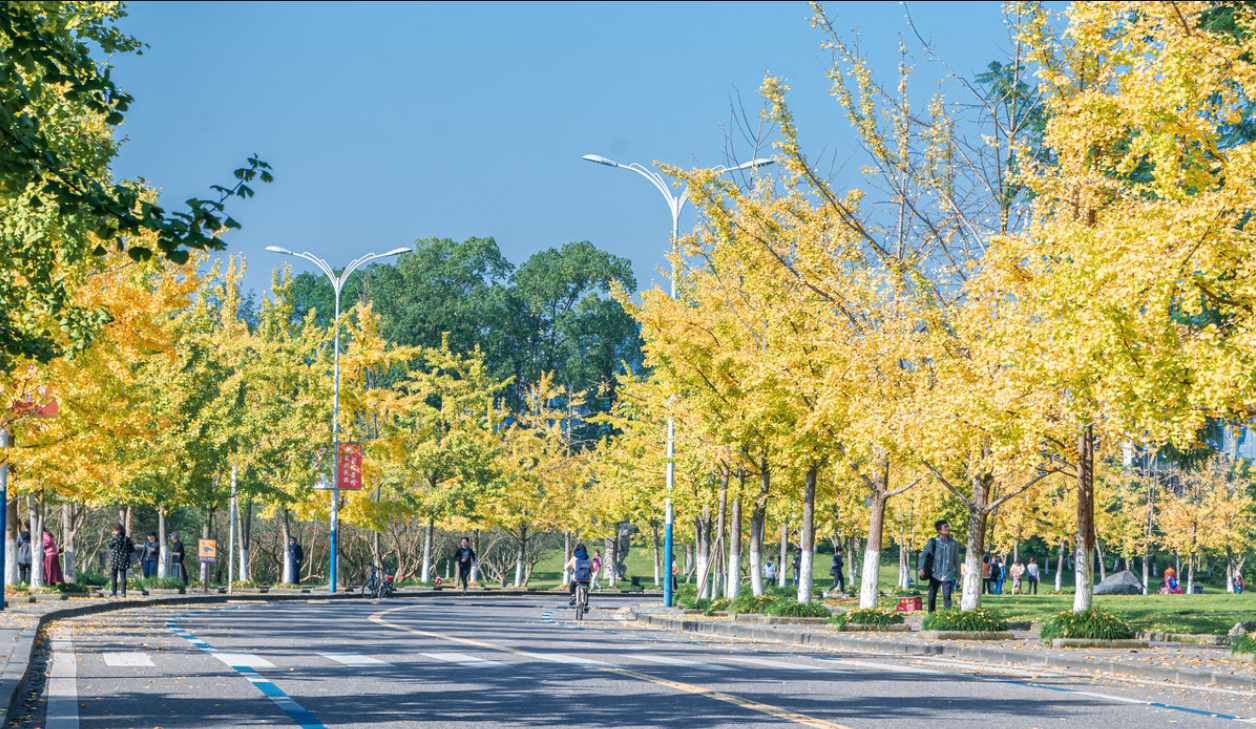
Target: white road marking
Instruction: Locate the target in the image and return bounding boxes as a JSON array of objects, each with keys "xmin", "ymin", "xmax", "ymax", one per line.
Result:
[
  {"xmin": 46, "ymin": 629, "xmax": 78, "ymax": 729},
  {"xmin": 102, "ymin": 652, "xmax": 154, "ymax": 667},
  {"xmin": 421, "ymin": 652, "xmax": 506, "ymax": 668},
  {"xmin": 212, "ymin": 652, "xmax": 275, "ymax": 669},
  {"xmin": 518, "ymin": 651, "xmax": 609, "ymax": 666},
  {"xmin": 722, "ymin": 656, "xmax": 826, "ymax": 672},
  {"xmin": 818, "ymin": 657, "xmax": 941, "ymax": 675},
  {"xmin": 633, "ymin": 654, "xmax": 737, "ymax": 671},
  {"xmin": 319, "ymin": 652, "xmax": 390, "ymax": 667}
]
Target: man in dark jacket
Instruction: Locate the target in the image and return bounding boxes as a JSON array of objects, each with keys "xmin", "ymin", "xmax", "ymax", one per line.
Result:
[
  {"xmin": 920, "ymin": 520, "xmax": 959, "ymax": 612},
  {"xmin": 453, "ymin": 537, "xmax": 476, "ymax": 594},
  {"xmin": 289, "ymin": 537, "xmax": 304, "ymax": 584},
  {"xmin": 169, "ymin": 532, "xmax": 187, "ymax": 586},
  {"xmin": 830, "ymin": 548, "xmax": 845, "ymax": 596},
  {"xmin": 141, "ymin": 531, "xmax": 160, "ymax": 578}
]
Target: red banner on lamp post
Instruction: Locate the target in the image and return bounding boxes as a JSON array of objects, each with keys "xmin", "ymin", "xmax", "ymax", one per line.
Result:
[{"xmin": 336, "ymin": 443, "xmax": 363, "ymax": 490}]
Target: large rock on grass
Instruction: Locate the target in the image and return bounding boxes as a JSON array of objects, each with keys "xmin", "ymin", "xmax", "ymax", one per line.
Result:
[{"xmin": 1094, "ymin": 570, "xmax": 1145, "ymax": 595}]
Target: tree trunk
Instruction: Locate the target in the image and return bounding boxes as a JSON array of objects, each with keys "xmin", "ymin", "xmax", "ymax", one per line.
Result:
[
  {"xmin": 1228, "ymin": 547, "xmax": 1236, "ymax": 593},
  {"xmin": 726, "ymin": 496, "xmax": 742, "ymax": 600},
  {"xmin": 281, "ymin": 509, "xmax": 293, "ymax": 584},
  {"xmin": 513, "ymin": 528, "xmax": 526, "ymax": 587},
  {"xmin": 470, "ymin": 530, "xmax": 480, "ymax": 583},
  {"xmin": 696, "ymin": 506, "xmax": 712, "ymax": 599},
  {"xmin": 748, "ymin": 462, "xmax": 769, "ymax": 597},
  {"xmin": 1056, "ymin": 539, "xmax": 1065, "ymax": 592},
  {"xmin": 715, "ymin": 470, "xmax": 728, "ymax": 598},
  {"xmin": 1095, "ymin": 539, "xmax": 1107, "ymax": 582},
  {"xmin": 959, "ymin": 480, "xmax": 992, "ymax": 611},
  {"xmin": 4, "ymin": 498, "xmax": 18, "ymax": 587},
  {"xmin": 157, "ymin": 508, "xmax": 169, "ymax": 578},
  {"xmin": 860, "ymin": 490, "xmax": 889, "ymax": 609},
  {"xmin": 562, "ymin": 531, "xmax": 572, "ymax": 585},
  {"xmin": 239, "ymin": 499, "xmax": 252, "ymax": 581},
  {"xmin": 651, "ymin": 519, "xmax": 660, "ymax": 587},
  {"xmin": 797, "ymin": 463, "xmax": 817, "ymax": 604},
  {"xmin": 421, "ymin": 517, "xmax": 434, "ymax": 582},
  {"xmin": 1073, "ymin": 424, "xmax": 1096, "ymax": 613},
  {"xmin": 1187, "ymin": 553, "xmax": 1196, "ymax": 595},
  {"xmin": 61, "ymin": 503, "xmax": 78, "ymax": 584},
  {"xmin": 28, "ymin": 499, "xmax": 43, "ymax": 589},
  {"xmin": 898, "ymin": 532, "xmax": 910, "ymax": 589},
  {"xmin": 778, "ymin": 520, "xmax": 788, "ymax": 589}
]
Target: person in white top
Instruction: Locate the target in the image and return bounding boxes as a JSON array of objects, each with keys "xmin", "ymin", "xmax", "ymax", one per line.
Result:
[{"xmin": 1025, "ymin": 557, "xmax": 1040, "ymax": 594}]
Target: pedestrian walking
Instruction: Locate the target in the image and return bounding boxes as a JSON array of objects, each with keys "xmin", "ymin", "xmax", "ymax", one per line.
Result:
[
  {"xmin": 289, "ymin": 537, "xmax": 304, "ymax": 585},
  {"xmin": 830, "ymin": 548, "xmax": 845, "ymax": 595},
  {"xmin": 108, "ymin": 524, "xmax": 134, "ymax": 598},
  {"xmin": 453, "ymin": 536, "xmax": 476, "ymax": 594},
  {"xmin": 981, "ymin": 555, "xmax": 993, "ymax": 594},
  {"xmin": 169, "ymin": 532, "xmax": 187, "ymax": 586},
  {"xmin": 1025, "ymin": 556, "xmax": 1039, "ymax": 594},
  {"xmin": 763, "ymin": 557, "xmax": 778, "ymax": 584},
  {"xmin": 15, "ymin": 526, "xmax": 31, "ymax": 585},
  {"xmin": 1010, "ymin": 558, "xmax": 1024, "ymax": 594},
  {"xmin": 141, "ymin": 531, "xmax": 160, "ymax": 579},
  {"xmin": 918, "ymin": 520, "xmax": 959, "ymax": 612},
  {"xmin": 42, "ymin": 528, "xmax": 64, "ymax": 585},
  {"xmin": 792, "ymin": 549, "xmax": 802, "ymax": 587},
  {"xmin": 993, "ymin": 556, "xmax": 1006, "ymax": 595},
  {"xmin": 591, "ymin": 550, "xmax": 603, "ymax": 591}
]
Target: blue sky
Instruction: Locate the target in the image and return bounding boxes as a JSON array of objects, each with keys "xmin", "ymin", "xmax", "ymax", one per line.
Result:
[{"xmin": 108, "ymin": 1, "xmax": 1019, "ymax": 298}]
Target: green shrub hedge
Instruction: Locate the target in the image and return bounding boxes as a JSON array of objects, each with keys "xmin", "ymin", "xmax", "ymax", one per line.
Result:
[
  {"xmin": 832, "ymin": 608, "xmax": 904, "ymax": 627},
  {"xmin": 1039, "ymin": 610, "xmax": 1133, "ymax": 643},
  {"xmin": 763, "ymin": 600, "xmax": 831, "ymax": 618},
  {"xmin": 922, "ymin": 608, "xmax": 1008, "ymax": 632},
  {"xmin": 1231, "ymin": 632, "xmax": 1256, "ymax": 656}
]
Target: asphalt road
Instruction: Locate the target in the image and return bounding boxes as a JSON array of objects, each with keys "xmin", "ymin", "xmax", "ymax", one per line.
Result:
[{"xmin": 12, "ymin": 593, "xmax": 1256, "ymax": 728}]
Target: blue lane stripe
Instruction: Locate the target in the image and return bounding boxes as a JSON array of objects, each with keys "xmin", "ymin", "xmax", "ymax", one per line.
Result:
[{"xmin": 169, "ymin": 608, "xmax": 328, "ymax": 729}]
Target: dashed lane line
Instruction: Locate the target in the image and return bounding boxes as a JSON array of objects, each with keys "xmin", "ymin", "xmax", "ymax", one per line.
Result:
[
  {"xmin": 421, "ymin": 652, "xmax": 507, "ymax": 668},
  {"xmin": 101, "ymin": 652, "xmax": 155, "ymax": 667},
  {"xmin": 45, "ymin": 629, "xmax": 78, "ymax": 729},
  {"xmin": 369, "ymin": 604, "xmax": 855, "ymax": 729}
]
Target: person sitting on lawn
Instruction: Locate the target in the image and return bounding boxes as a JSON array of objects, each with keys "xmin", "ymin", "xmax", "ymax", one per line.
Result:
[{"xmin": 1160, "ymin": 567, "xmax": 1184, "ymax": 594}]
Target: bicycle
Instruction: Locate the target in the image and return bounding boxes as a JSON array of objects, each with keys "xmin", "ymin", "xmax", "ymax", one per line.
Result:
[
  {"xmin": 573, "ymin": 580, "xmax": 590, "ymax": 620},
  {"xmin": 360, "ymin": 565, "xmax": 395, "ymax": 599}
]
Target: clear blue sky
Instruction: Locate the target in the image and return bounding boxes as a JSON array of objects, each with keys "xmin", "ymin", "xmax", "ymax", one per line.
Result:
[{"xmin": 108, "ymin": 1, "xmax": 1018, "ymax": 298}]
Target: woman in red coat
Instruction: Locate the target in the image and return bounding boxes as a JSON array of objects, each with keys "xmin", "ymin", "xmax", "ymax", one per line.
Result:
[{"xmin": 42, "ymin": 529, "xmax": 64, "ymax": 585}]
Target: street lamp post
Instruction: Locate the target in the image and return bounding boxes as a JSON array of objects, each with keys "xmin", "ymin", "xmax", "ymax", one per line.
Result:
[
  {"xmin": 582, "ymin": 154, "xmax": 772, "ymax": 607},
  {"xmin": 265, "ymin": 245, "xmax": 410, "ymax": 593}
]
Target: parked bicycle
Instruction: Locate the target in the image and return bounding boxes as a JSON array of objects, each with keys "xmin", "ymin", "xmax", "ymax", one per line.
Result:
[{"xmin": 360, "ymin": 565, "xmax": 395, "ymax": 599}]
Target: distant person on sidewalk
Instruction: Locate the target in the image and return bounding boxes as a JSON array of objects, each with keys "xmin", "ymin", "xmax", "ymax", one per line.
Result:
[
  {"xmin": 169, "ymin": 532, "xmax": 187, "ymax": 586},
  {"xmin": 15, "ymin": 526, "xmax": 31, "ymax": 585},
  {"xmin": 42, "ymin": 527, "xmax": 64, "ymax": 585},
  {"xmin": 919, "ymin": 520, "xmax": 958, "ymax": 612},
  {"xmin": 289, "ymin": 537, "xmax": 304, "ymax": 585},
  {"xmin": 591, "ymin": 550, "xmax": 604, "ymax": 591},
  {"xmin": 453, "ymin": 536, "xmax": 475, "ymax": 594},
  {"xmin": 830, "ymin": 549, "xmax": 845, "ymax": 595},
  {"xmin": 108, "ymin": 524, "xmax": 134, "ymax": 598},
  {"xmin": 1025, "ymin": 557, "xmax": 1039, "ymax": 594},
  {"xmin": 141, "ymin": 531, "xmax": 160, "ymax": 578},
  {"xmin": 1010, "ymin": 559, "xmax": 1025, "ymax": 594}
]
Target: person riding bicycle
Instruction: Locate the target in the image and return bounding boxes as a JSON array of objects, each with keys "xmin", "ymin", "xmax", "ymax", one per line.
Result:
[{"xmin": 566, "ymin": 543, "xmax": 594, "ymax": 606}]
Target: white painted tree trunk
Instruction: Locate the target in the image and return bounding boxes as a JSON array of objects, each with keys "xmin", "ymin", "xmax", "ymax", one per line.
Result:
[
  {"xmin": 421, "ymin": 518, "xmax": 433, "ymax": 583},
  {"xmin": 1056, "ymin": 541, "xmax": 1065, "ymax": 592},
  {"xmin": 797, "ymin": 466, "xmax": 816, "ymax": 604},
  {"xmin": 726, "ymin": 497, "xmax": 742, "ymax": 600},
  {"xmin": 1072, "ymin": 543, "xmax": 1093, "ymax": 612},
  {"xmin": 748, "ymin": 509, "xmax": 764, "ymax": 597},
  {"xmin": 157, "ymin": 510, "xmax": 169, "ymax": 578},
  {"xmin": 778, "ymin": 522, "xmax": 788, "ymax": 588}
]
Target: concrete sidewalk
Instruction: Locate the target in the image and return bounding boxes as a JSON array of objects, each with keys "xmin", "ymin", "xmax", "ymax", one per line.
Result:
[{"xmin": 630, "ymin": 604, "xmax": 1256, "ymax": 691}]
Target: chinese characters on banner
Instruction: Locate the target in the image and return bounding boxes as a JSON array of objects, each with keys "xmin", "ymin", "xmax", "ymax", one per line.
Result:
[{"xmin": 337, "ymin": 443, "xmax": 363, "ymax": 490}]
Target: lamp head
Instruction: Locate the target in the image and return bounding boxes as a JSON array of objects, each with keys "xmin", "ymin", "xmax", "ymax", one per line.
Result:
[
  {"xmin": 265, "ymin": 246, "xmax": 293, "ymax": 255},
  {"xmin": 583, "ymin": 154, "xmax": 620, "ymax": 168},
  {"xmin": 383, "ymin": 247, "xmax": 411, "ymax": 257}
]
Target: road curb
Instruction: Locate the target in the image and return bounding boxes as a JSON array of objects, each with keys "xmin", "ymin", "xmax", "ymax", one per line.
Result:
[
  {"xmin": 631, "ymin": 610, "xmax": 1256, "ymax": 692},
  {"xmin": 0, "ymin": 590, "xmax": 366, "ymax": 726}
]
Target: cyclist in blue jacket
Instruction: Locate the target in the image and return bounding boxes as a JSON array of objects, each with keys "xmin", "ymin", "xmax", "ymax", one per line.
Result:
[{"xmin": 566, "ymin": 544, "xmax": 593, "ymax": 606}]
